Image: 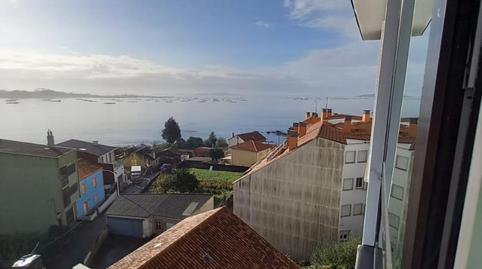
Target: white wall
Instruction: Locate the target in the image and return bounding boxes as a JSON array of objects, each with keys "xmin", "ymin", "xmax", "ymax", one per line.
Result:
[{"xmin": 339, "ymin": 141, "xmax": 370, "ymax": 238}]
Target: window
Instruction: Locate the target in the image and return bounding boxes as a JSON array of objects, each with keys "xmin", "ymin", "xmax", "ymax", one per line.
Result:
[
  {"xmin": 92, "ymin": 177, "xmax": 97, "ymax": 187},
  {"xmin": 339, "ymin": 230, "xmax": 350, "ymax": 241},
  {"xmin": 341, "ymin": 204, "xmax": 352, "ymax": 217},
  {"xmin": 353, "ymin": 203, "xmax": 365, "ymax": 215},
  {"xmin": 345, "ymin": 151, "xmax": 356, "ymax": 163},
  {"xmin": 391, "ymin": 184, "xmax": 404, "ymax": 201},
  {"xmin": 357, "ymin": 150, "xmax": 368, "ymax": 163},
  {"xmin": 395, "ymin": 155, "xmax": 409, "ymax": 170},
  {"xmin": 389, "ymin": 213, "xmax": 400, "ymax": 230},
  {"xmin": 155, "ymin": 221, "xmax": 164, "ymax": 230},
  {"xmin": 80, "ymin": 183, "xmax": 86, "ymax": 195},
  {"xmin": 60, "ymin": 163, "xmax": 76, "ymax": 176},
  {"xmin": 355, "ymin": 177, "xmax": 364, "ymax": 189},
  {"xmin": 83, "ymin": 202, "xmax": 89, "ymax": 215},
  {"xmin": 343, "ymin": 178, "xmax": 354, "ymax": 190}
]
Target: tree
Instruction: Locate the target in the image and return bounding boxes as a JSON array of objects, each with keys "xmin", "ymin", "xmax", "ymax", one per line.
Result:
[
  {"xmin": 209, "ymin": 148, "xmax": 224, "ymax": 163},
  {"xmin": 184, "ymin": 136, "xmax": 204, "ymax": 149},
  {"xmin": 205, "ymin": 132, "xmax": 217, "ymax": 147},
  {"xmin": 310, "ymin": 236, "xmax": 360, "ymax": 269},
  {"xmin": 162, "ymin": 117, "xmax": 181, "ymax": 144},
  {"xmin": 215, "ymin": 137, "xmax": 228, "ymax": 148},
  {"xmin": 158, "ymin": 169, "xmax": 199, "ymax": 193}
]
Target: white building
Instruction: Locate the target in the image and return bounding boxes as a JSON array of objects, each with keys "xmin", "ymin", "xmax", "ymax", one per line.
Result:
[
  {"xmin": 227, "ymin": 131, "xmax": 266, "ymax": 148},
  {"xmin": 233, "ymin": 109, "xmax": 417, "ymax": 261}
]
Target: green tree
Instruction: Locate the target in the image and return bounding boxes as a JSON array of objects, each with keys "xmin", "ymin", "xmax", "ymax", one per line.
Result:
[
  {"xmin": 185, "ymin": 136, "xmax": 204, "ymax": 149},
  {"xmin": 205, "ymin": 132, "xmax": 217, "ymax": 147},
  {"xmin": 215, "ymin": 137, "xmax": 228, "ymax": 148},
  {"xmin": 310, "ymin": 236, "xmax": 360, "ymax": 269},
  {"xmin": 208, "ymin": 148, "xmax": 224, "ymax": 163},
  {"xmin": 158, "ymin": 169, "xmax": 199, "ymax": 193},
  {"xmin": 162, "ymin": 117, "xmax": 181, "ymax": 144}
]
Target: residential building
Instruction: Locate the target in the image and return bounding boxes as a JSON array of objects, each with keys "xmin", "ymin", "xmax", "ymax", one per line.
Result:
[
  {"xmin": 121, "ymin": 145, "xmax": 158, "ymax": 170},
  {"xmin": 233, "ymin": 109, "xmax": 416, "ymax": 261},
  {"xmin": 227, "ymin": 131, "xmax": 266, "ymax": 148},
  {"xmin": 57, "ymin": 139, "xmax": 125, "ymax": 190},
  {"xmin": 230, "ymin": 140, "xmax": 274, "ymax": 167},
  {"xmin": 75, "ymin": 159, "xmax": 105, "ymax": 219},
  {"xmin": 106, "ymin": 194, "xmax": 214, "ymax": 238},
  {"xmin": 0, "ymin": 137, "xmax": 79, "ymax": 235},
  {"xmin": 108, "ymin": 207, "xmax": 299, "ymax": 269}
]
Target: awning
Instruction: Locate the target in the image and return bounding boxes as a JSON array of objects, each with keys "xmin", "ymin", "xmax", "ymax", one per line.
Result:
[{"xmin": 351, "ymin": 0, "xmax": 433, "ymax": 40}]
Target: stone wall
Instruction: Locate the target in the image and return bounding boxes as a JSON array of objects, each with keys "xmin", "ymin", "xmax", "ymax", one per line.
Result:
[{"xmin": 233, "ymin": 138, "xmax": 344, "ymax": 261}]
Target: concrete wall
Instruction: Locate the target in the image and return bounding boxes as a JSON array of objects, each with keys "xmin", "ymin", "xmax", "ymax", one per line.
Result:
[
  {"xmin": 0, "ymin": 150, "xmax": 78, "ymax": 235},
  {"xmin": 233, "ymin": 138, "xmax": 344, "ymax": 261},
  {"xmin": 75, "ymin": 169, "xmax": 106, "ymax": 219}
]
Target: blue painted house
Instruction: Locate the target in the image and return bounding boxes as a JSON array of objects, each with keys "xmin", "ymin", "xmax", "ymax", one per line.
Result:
[{"xmin": 75, "ymin": 159, "xmax": 105, "ymax": 219}]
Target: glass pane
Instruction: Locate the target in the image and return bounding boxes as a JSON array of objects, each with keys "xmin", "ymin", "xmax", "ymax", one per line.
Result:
[{"xmin": 388, "ymin": 9, "xmax": 431, "ymax": 268}]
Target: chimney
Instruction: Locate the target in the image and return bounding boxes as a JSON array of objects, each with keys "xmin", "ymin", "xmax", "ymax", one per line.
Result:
[
  {"xmin": 287, "ymin": 130, "xmax": 298, "ymax": 150},
  {"xmin": 232, "ymin": 132, "xmax": 235, "ymax": 138},
  {"xmin": 93, "ymin": 140, "xmax": 99, "ymax": 144},
  {"xmin": 362, "ymin": 110, "xmax": 371, "ymax": 123},
  {"xmin": 305, "ymin": 112, "xmax": 312, "ymax": 119},
  {"xmin": 344, "ymin": 116, "xmax": 353, "ymax": 133},
  {"xmin": 322, "ymin": 108, "xmax": 332, "ymax": 123},
  {"xmin": 298, "ymin": 122, "xmax": 307, "ymax": 137},
  {"xmin": 47, "ymin": 130, "xmax": 54, "ymax": 146}
]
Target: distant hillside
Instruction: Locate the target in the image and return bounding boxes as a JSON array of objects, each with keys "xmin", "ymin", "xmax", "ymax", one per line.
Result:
[{"xmin": 0, "ymin": 88, "xmax": 151, "ymax": 99}]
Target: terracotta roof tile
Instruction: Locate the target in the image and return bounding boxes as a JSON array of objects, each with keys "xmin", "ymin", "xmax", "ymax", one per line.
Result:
[
  {"xmin": 236, "ymin": 131, "xmax": 266, "ymax": 142},
  {"xmin": 78, "ymin": 159, "xmax": 102, "ymax": 179},
  {"xmin": 230, "ymin": 140, "xmax": 273, "ymax": 152},
  {"xmin": 108, "ymin": 207, "xmax": 299, "ymax": 269}
]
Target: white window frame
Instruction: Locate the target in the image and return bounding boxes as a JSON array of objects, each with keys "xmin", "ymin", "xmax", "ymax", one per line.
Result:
[
  {"xmin": 391, "ymin": 184, "xmax": 404, "ymax": 201},
  {"xmin": 395, "ymin": 155, "xmax": 409, "ymax": 170},
  {"xmin": 355, "ymin": 177, "xmax": 364, "ymax": 189},
  {"xmin": 341, "ymin": 204, "xmax": 352, "ymax": 217},
  {"xmin": 343, "ymin": 178, "xmax": 354, "ymax": 191},
  {"xmin": 353, "ymin": 203, "xmax": 365, "ymax": 216},
  {"xmin": 357, "ymin": 150, "xmax": 368, "ymax": 163},
  {"xmin": 345, "ymin": 151, "xmax": 356, "ymax": 164},
  {"xmin": 339, "ymin": 230, "xmax": 351, "ymax": 242}
]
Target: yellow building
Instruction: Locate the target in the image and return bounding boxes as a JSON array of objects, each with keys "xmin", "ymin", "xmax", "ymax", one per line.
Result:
[{"xmin": 230, "ymin": 140, "xmax": 273, "ymax": 167}]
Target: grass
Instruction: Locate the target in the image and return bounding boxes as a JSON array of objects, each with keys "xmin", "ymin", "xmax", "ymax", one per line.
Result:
[{"xmin": 187, "ymin": 168, "xmax": 243, "ymax": 183}]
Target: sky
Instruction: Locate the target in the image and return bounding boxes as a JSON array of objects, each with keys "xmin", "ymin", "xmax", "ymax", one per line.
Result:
[{"xmin": 0, "ymin": 0, "xmax": 429, "ymax": 97}]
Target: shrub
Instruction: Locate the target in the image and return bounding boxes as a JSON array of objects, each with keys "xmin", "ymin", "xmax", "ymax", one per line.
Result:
[{"xmin": 310, "ymin": 236, "xmax": 360, "ymax": 269}]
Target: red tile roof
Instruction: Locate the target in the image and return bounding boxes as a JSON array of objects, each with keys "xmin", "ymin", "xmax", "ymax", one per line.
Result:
[
  {"xmin": 236, "ymin": 131, "xmax": 266, "ymax": 142},
  {"xmin": 108, "ymin": 207, "xmax": 299, "ymax": 269},
  {"xmin": 230, "ymin": 140, "xmax": 273, "ymax": 152},
  {"xmin": 78, "ymin": 159, "xmax": 102, "ymax": 179}
]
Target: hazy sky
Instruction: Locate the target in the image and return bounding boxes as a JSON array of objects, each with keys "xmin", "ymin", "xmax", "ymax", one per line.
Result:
[{"xmin": 0, "ymin": 0, "xmax": 429, "ymax": 96}]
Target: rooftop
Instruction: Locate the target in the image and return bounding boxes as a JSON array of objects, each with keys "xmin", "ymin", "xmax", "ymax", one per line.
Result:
[
  {"xmin": 106, "ymin": 194, "xmax": 213, "ymax": 219},
  {"xmin": 230, "ymin": 140, "xmax": 274, "ymax": 152},
  {"xmin": 108, "ymin": 207, "xmax": 299, "ymax": 269},
  {"xmin": 57, "ymin": 139, "xmax": 116, "ymax": 156},
  {"xmin": 0, "ymin": 139, "xmax": 72, "ymax": 158},
  {"xmin": 78, "ymin": 159, "xmax": 103, "ymax": 179},
  {"xmin": 235, "ymin": 131, "xmax": 266, "ymax": 142}
]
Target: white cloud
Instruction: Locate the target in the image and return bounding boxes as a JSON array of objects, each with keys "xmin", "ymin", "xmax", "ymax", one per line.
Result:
[
  {"xmin": 284, "ymin": 0, "xmax": 359, "ymax": 39},
  {"xmin": 254, "ymin": 20, "xmax": 274, "ymax": 29}
]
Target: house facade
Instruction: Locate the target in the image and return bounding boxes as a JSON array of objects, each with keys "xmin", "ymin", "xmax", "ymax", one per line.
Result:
[
  {"xmin": 233, "ymin": 109, "xmax": 416, "ymax": 261},
  {"xmin": 0, "ymin": 139, "xmax": 79, "ymax": 235},
  {"xmin": 230, "ymin": 140, "xmax": 273, "ymax": 167},
  {"xmin": 106, "ymin": 194, "xmax": 214, "ymax": 238},
  {"xmin": 57, "ymin": 139, "xmax": 125, "ymax": 190},
  {"xmin": 75, "ymin": 159, "xmax": 105, "ymax": 219},
  {"xmin": 227, "ymin": 131, "xmax": 266, "ymax": 148}
]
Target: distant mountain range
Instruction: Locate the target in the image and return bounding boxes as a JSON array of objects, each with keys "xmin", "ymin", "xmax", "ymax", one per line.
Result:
[{"xmin": 0, "ymin": 88, "xmax": 158, "ymax": 99}]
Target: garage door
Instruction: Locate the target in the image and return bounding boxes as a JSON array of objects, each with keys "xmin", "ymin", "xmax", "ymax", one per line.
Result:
[{"xmin": 107, "ymin": 216, "xmax": 144, "ymax": 238}]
